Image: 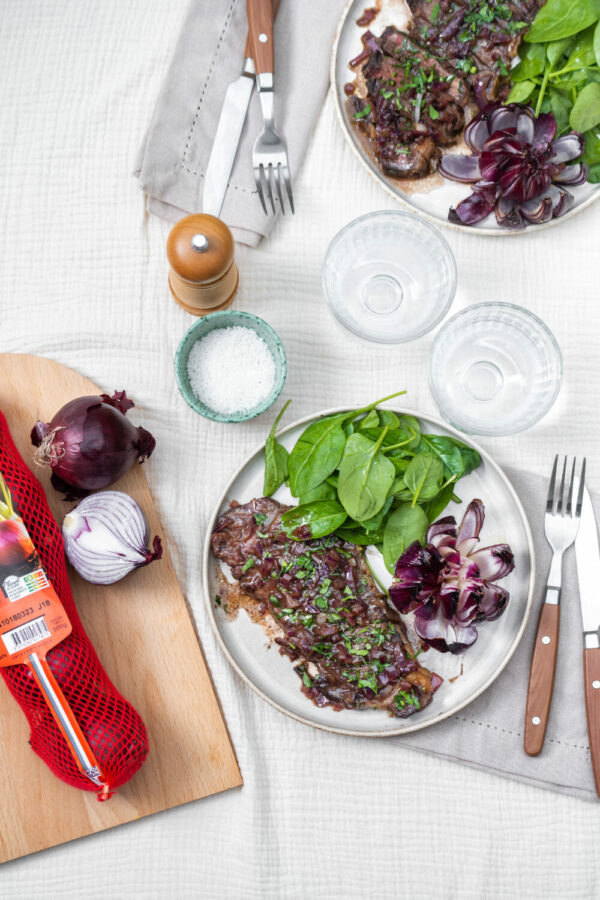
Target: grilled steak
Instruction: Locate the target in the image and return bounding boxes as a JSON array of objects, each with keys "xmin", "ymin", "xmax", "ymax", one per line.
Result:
[
  {"xmin": 347, "ymin": 0, "xmax": 545, "ymax": 178},
  {"xmin": 349, "ymin": 30, "xmax": 468, "ymax": 178},
  {"xmin": 212, "ymin": 498, "xmax": 441, "ymax": 717}
]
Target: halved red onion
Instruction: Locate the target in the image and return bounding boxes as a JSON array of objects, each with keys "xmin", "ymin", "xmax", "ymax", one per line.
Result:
[{"xmin": 516, "ymin": 110, "xmax": 535, "ymax": 144}]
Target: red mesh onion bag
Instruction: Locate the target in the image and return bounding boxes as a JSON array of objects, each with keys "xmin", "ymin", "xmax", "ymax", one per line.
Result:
[{"xmin": 0, "ymin": 410, "xmax": 148, "ymax": 798}]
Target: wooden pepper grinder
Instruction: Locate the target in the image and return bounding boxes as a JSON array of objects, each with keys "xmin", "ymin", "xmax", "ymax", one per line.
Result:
[{"xmin": 166, "ymin": 214, "xmax": 239, "ymax": 316}]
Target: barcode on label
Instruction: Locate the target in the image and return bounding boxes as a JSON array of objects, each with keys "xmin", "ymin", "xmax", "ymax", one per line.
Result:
[{"xmin": 2, "ymin": 616, "xmax": 50, "ymax": 654}]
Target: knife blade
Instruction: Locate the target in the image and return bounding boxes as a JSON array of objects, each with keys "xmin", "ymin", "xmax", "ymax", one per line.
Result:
[
  {"xmin": 202, "ymin": 54, "xmax": 255, "ymax": 218},
  {"xmin": 575, "ymin": 487, "xmax": 600, "ymax": 644},
  {"xmin": 202, "ymin": 0, "xmax": 280, "ymax": 218}
]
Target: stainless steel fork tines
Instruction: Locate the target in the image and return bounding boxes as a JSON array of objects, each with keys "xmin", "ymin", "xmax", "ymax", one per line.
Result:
[{"xmin": 252, "ymin": 97, "xmax": 294, "ymax": 216}]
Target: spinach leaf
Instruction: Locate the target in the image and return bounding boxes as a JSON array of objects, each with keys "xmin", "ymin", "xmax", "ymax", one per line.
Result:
[
  {"xmin": 390, "ymin": 456, "xmax": 410, "ymax": 475},
  {"xmin": 419, "ymin": 434, "xmax": 465, "ymax": 480},
  {"xmin": 570, "ymin": 81, "xmax": 600, "ymax": 130},
  {"xmin": 547, "ymin": 36, "xmax": 574, "ymax": 64},
  {"xmin": 382, "ymin": 503, "xmax": 429, "ymax": 574},
  {"xmin": 337, "ymin": 526, "xmax": 384, "ymax": 545},
  {"xmin": 395, "ymin": 414, "xmax": 421, "ymax": 449},
  {"xmin": 526, "ymin": 0, "xmax": 600, "ymax": 44},
  {"xmin": 287, "ymin": 391, "xmax": 406, "ymax": 497},
  {"xmin": 588, "ymin": 162, "xmax": 600, "ymax": 180},
  {"xmin": 357, "ymin": 495, "xmax": 394, "ymax": 533},
  {"xmin": 337, "ymin": 429, "xmax": 396, "ymax": 521},
  {"xmin": 595, "ymin": 18, "xmax": 600, "ymax": 65},
  {"xmin": 449, "ymin": 438, "xmax": 481, "ymax": 475},
  {"xmin": 281, "ymin": 500, "xmax": 347, "ymax": 540},
  {"xmin": 507, "ymin": 80, "xmax": 536, "ymax": 103},
  {"xmin": 402, "ymin": 453, "xmax": 444, "ymax": 504},
  {"xmin": 379, "ymin": 410, "xmax": 400, "ymax": 429},
  {"xmin": 263, "ymin": 400, "xmax": 291, "ymax": 497},
  {"xmin": 550, "ymin": 89, "xmax": 573, "ymax": 132},
  {"xmin": 299, "ymin": 482, "xmax": 337, "ymax": 504},
  {"xmin": 358, "ymin": 409, "xmax": 380, "ymax": 431},
  {"xmin": 288, "ymin": 412, "xmax": 349, "ymax": 498},
  {"xmin": 565, "ymin": 24, "xmax": 597, "ymax": 67},
  {"xmin": 422, "ymin": 482, "xmax": 458, "ymax": 523},
  {"xmin": 510, "ymin": 42, "xmax": 546, "ymax": 80}
]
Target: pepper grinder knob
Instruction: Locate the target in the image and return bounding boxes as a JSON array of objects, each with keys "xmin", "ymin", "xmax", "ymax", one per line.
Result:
[{"xmin": 167, "ymin": 214, "xmax": 239, "ymax": 316}]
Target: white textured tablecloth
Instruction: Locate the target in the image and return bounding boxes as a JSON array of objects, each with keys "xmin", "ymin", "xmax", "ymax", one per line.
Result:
[{"xmin": 2, "ymin": 1, "xmax": 600, "ymax": 896}]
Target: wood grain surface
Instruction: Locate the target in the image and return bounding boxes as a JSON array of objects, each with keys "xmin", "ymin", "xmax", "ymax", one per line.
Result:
[
  {"xmin": 0, "ymin": 353, "xmax": 242, "ymax": 864},
  {"xmin": 524, "ymin": 602, "xmax": 560, "ymax": 756},
  {"xmin": 583, "ymin": 647, "xmax": 600, "ymax": 797}
]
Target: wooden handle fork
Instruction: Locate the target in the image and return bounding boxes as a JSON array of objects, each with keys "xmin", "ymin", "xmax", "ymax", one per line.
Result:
[{"xmin": 247, "ymin": 0, "xmax": 274, "ymax": 75}]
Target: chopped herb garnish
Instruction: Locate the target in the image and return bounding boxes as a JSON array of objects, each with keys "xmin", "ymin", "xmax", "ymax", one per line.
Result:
[
  {"xmin": 302, "ymin": 672, "xmax": 313, "ymax": 688},
  {"xmin": 353, "ymin": 104, "xmax": 371, "ymax": 120},
  {"xmin": 428, "ymin": 104, "xmax": 440, "ymax": 119},
  {"xmin": 241, "ymin": 557, "xmax": 255, "ymax": 573},
  {"xmin": 430, "ymin": 1, "xmax": 439, "ymax": 24},
  {"xmin": 254, "ymin": 513, "xmax": 267, "ymax": 526},
  {"xmin": 215, "ymin": 595, "xmax": 221, "ymax": 606}
]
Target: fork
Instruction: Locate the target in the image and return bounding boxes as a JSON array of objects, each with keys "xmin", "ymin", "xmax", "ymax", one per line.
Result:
[
  {"xmin": 524, "ymin": 455, "xmax": 586, "ymax": 756},
  {"xmin": 247, "ymin": 0, "xmax": 294, "ymax": 215}
]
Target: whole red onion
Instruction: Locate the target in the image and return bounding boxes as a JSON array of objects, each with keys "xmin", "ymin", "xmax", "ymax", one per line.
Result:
[{"xmin": 31, "ymin": 390, "xmax": 155, "ymax": 498}]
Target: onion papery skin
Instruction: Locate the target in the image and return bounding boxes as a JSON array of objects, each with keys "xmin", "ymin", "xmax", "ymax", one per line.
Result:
[
  {"xmin": 440, "ymin": 103, "xmax": 587, "ymax": 229},
  {"xmin": 389, "ymin": 500, "xmax": 514, "ymax": 654},
  {"xmin": 31, "ymin": 390, "xmax": 155, "ymax": 498},
  {"xmin": 62, "ymin": 491, "xmax": 162, "ymax": 585}
]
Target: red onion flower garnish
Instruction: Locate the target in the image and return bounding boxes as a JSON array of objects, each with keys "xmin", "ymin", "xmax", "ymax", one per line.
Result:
[
  {"xmin": 439, "ymin": 103, "xmax": 587, "ymax": 229},
  {"xmin": 389, "ymin": 499, "xmax": 514, "ymax": 654}
]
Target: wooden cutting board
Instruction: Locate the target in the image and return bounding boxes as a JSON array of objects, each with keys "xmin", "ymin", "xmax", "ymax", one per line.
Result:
[{"xmin": 0, "ymin": 354, "xmax": 242, "ymax": 864}]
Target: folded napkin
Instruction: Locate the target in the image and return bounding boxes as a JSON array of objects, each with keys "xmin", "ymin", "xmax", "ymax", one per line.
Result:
[
  {"xmin": 394, "ymin": 467, "xmax": 598, "ymax": 802},
  {"xmin": 135, "ymin": 0, "xmax": 344, "ymax": 246}
]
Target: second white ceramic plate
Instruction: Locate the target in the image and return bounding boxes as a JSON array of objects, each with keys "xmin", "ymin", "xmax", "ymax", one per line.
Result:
[
  {"xmin": 203, "ymin": 407, "xmax": 535, "ymax": 737},
  {"xmin": 331, "ymin": 0, "xmax": 600, "ymax": 236}
]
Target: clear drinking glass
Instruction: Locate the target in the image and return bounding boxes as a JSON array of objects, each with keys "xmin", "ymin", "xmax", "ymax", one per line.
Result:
[
  {"xmin": 322, "ymin": 210, "xmax": 457, "ymax": 344},
  {"xmin": 428, "ymin": 302, "xmax": 562, "ymax": 436}
]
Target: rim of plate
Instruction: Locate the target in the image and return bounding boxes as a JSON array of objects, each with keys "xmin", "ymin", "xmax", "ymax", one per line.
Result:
[
  {"xmin": 202, "ymin": 406, "xmax": 536, "ymax": 737},
  {"xmin": 330, "ymin": 0, "xmax": 600, "ymax": 237}
]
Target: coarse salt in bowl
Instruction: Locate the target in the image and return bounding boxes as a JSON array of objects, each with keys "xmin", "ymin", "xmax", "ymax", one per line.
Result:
[{"xmin": 174, "ymin": 311, "xmax": 287, "ymax": 423}]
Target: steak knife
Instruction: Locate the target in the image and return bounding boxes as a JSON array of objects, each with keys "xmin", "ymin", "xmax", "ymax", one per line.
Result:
[
  {"xmin": 575, "ymin": 486, "xmax": 600, "ymax": 795},
  {"xmin": 202, "ymin": 0, "xmax": 280, "ymax": 217}
]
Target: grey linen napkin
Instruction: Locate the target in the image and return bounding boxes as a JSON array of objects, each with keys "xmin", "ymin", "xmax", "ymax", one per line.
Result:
[
  {"xmin": 135, "ymin": 0, "xmax": 344, "ymax": 246},
  {"xmin": 394, "ymin": 467, "xmax": 598, "ymax": 802}
]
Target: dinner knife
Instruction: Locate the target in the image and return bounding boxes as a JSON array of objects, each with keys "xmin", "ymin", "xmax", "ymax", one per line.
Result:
[
  {"xmin": 575, "ymin": 486, "xmax": 600, "ymax": 795},
  {"xmin": 202, "ymin": 0, "xmax": 280, "ymax": 218}
]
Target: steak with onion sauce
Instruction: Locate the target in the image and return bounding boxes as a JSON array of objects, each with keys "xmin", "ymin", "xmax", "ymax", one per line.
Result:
[
  {"xmin": 347, "ymin": 0, "xmax": 545, "ymax": 178},
  {"xmin": 211, "ymin": 498, "xmax": 441, "ymax": 717}
]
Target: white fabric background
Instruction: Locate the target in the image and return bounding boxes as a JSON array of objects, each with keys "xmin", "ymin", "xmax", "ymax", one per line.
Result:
[{"xmin": 2, "ymin": 1, "xmax": 600, "ymax": 896}]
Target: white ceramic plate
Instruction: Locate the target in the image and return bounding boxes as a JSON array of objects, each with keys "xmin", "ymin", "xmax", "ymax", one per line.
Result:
[
  {"xmin": 331, "ymin": 0, "xmax": 600, "ymax": 236},
  {"xmin": 203, "ymin": 407, "xmax": 536, "ymax": 737}
]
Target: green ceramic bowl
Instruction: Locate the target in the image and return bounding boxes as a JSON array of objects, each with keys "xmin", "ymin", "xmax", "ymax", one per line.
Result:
[{"xmin": 174, "ymin": 310, "xmax": 287, "ymax": 423}]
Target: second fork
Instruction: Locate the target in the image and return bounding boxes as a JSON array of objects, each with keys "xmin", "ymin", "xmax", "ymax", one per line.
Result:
[
  {"xmin": 524, "ymin": 455, "xmax": 586, "ymax": 756},
  {"xmin": 247, "ymin": 0, "xmax": 294, "ymax": 215}
]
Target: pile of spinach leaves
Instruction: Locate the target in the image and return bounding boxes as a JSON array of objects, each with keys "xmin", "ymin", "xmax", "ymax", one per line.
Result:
[
  {"xmin": 508, "ymin": 0, "xmax": 600, "ymax": 180},
  {"xmin": 262, "ymin": 394, "xmax": 480, "ymax": 574}
]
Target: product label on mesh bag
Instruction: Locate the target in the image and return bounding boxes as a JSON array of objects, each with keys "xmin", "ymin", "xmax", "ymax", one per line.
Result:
[{"xmin": 0, "ymin": 478, "xmax": 72, "ymax": 666}]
